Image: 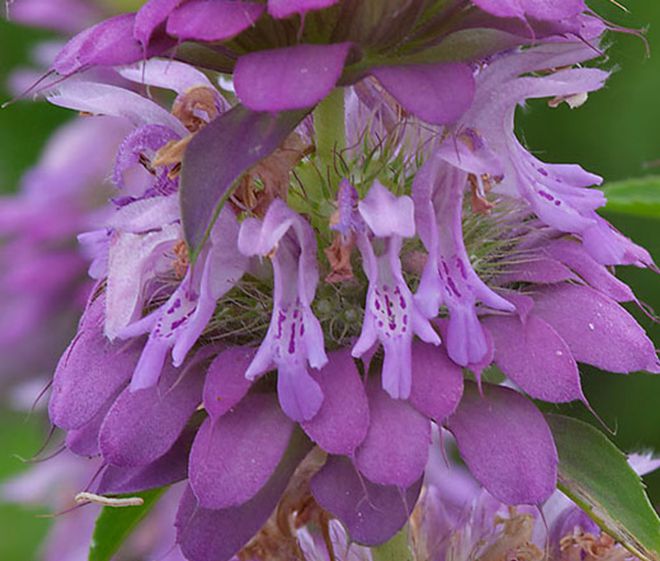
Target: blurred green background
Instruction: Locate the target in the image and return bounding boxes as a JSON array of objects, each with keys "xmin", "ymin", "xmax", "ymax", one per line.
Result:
[{"xmin": 0, "ymin": 1, "xmax": 658, "ymax": 559}]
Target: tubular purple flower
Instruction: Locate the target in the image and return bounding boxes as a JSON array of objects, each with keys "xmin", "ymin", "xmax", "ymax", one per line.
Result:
[
  {"xmin": 413, "ymin": 157, "xmax": 514, "ymax": 366},
  {"xmin": 238, "ymin": 199, "xmax": 328, "ymax": 421},
  {"xmin": 352, "ymin": 181, "xmax": 441, "ymax": 399}
]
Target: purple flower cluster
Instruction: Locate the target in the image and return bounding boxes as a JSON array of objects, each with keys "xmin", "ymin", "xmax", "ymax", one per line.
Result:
[{"xmin": 8, "ymin": 1, "xmax": 657, "ymax": 559}]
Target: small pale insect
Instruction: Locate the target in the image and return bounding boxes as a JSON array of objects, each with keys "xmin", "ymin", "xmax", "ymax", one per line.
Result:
[{"xmin": 74, "ymin": 492, "xmax": 144, "ymax": 508}]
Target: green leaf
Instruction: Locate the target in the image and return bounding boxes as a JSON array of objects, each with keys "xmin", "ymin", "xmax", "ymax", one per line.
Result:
[
  {"xmin": 602, "ymin": 176, "xmax": 660, "ymax": 218},
  {"xmin": 372, "ymin": 528, "xmax": 414, "ymax": 561},
  {"xmin": 180, "ymin": 104, "xmax": 307, "ymax": 260},
  {"xmin": 546, "ymin": 414, "xmax": 660, "ymax": 561},
  {"xmin": 88, "ymin": 488, "xmax": 166, "ymax": 561}
]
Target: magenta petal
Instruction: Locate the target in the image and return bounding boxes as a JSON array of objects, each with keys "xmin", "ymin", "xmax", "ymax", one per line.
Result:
[
  {"xmin": 355, "ymin": 378, "xmax": 431, "ymax": 487},
  {"xmin": 202, "ymin": 347, "xmax": 255, "ymax": 420},
  {"xmin": 532, "ymin": 284, "xmax": 659, "ymax": 373},
  {"xmin": 177, "ymin": 432, "xmax": 311, "ymax": 561},
  {"xmin": 97, "ymin": 428, "xmax": 194, "ymax": 494},
  {"xmin": 98, "ymin": 361, "xmax": 204, "ymax": 467},
  {"xmin": 372, "ymin": 63, "xmax": 475, "ymax": 125},
  {"xmin": 49, "ymin": 296, "xmax": 140, "ymax": 431},
  {"xmin": 311, "ymin": 455, "xmax": 423, "ymax": 546},
  {"xmin": 189, "ymin": 393, "xmax": 294, "ymax": 509},
  {"xmin": 301, "ymin": 350, "xmax": 370, "ymax": 455},
  {"xmin": 446, "ymin": 382, "xmax": 558, "ymax": 504},
  {"xmin": 545, "ymin": 239, "xmax": 634, "ymax": 302},
  {"xmin": 472, "ymin": 0, "xmax": 585, "ymax": 22},
  {"xmin": 268, "ymin": 0, "xmax": 339, "ymax": 19},
  {"xmin": 134, "ymin": 0, "xmax": 181, "ymax": 46},
  {"xmin": 483, "ymin": 315, "xmax": 584, "ymax": 403},
  {"xmin": 166, "ymin": 0, "xmax": 265, "ymax": 42},
  {"xmin": 409, "ymin": 341, "xmax": 463, "ymax": 423},
  {"xmin": 54, "ymin": 13, "xmax": 173, "ymax": 75},
  {"xmin": 65, "ymin": 396, "xmax": 114, "ymax": 457},
  {"xmin": 497, "ymin": 257, "xmax": 577, "ymax": 285},
  {"xmin": 234, "ymin": 43, "xmax": 351, "ymax": 111}
]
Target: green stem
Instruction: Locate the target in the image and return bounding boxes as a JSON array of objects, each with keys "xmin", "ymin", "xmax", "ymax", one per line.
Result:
[
  {"xmin": 372, "ymin": 528, "xmax": 414, "ymax": 561},
  {"xmin": 313, "ymin": 87, "xmax": 346, "ymax": 191}
]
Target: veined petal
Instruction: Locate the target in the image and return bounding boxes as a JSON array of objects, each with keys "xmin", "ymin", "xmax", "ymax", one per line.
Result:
[
  {"xmin": 202, "ymin": 347, "xmax": 254, "ymax": 420},
  {"xmin": 311, "ymin": 455, "xmax": 423, "ymax": 546},
  {"xmin": 177, "ymin": 431, "xmax": 312, "ymax": 561},
  {"xmin": 483, "ymin": 315, "xmax": 585, "ymax": 403},
  {"xmin": 234, "ymin": 43, "xmax": 351, "ymax": 111},
  {"xmin": 446, "ymin": 382, "xmax": 558, "ymax": 504},
  {"xmin": 99, "ymin": 358, "xmax": 205, "ymax": 466},
  {"xmin": 531, "ymin": 284, "xmax": 659, "ymax": 373},
  {"xmin": 301, "ymin": 350, "xmax": 369, "ymax": 455},
  {"xmin": 189, "ymin": 393, "xmax": 294, "ymax": 509},
  {"xmin": 355, "ymin": 377, "xmax": 431, "ymax": 487}
]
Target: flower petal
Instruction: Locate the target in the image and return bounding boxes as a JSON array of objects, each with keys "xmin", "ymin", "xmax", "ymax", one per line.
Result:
[
  {"xmin": 98, "ymin": 359, "xmax": 205, "ymax": 466},
  {"xmin": 532, "ymin": 284, "xmax": 659, "ymax": 373},
  {"xmin": 97, "ymin": 428, "xmax": 194, "ymax": 494},
  {"xmin": 189, "ymin": 393, "xmax": 294, "ymax": 509},
  {"xmin": 301, "ymin": 350, "xmax": 369, "ymax": 455},
  {"xmin": 166, "ymin": 0, "xmax": 265, "ymax": 42},
  {"xmin": 176, "ymin": 431, "xmax": 311, "ymax": 561},
  {"xmin": 446, "ymin": 382, "xmax": 558, "ymax": 504},
  {"xmin": 311, "ymin": 455, "xmax": 423, "ymax": 546},
  {"xmin": 545, "ymin": 239, "xmax": 634, "ymax": 302},
  {"xmin": 372, "ymin": 63, "xmax": 475, "ymax": 125},
  {"xmin": 409, "ymin": 341, "xmax": 464, "ymax": 423},
  {"xmin": 49, "ymin": 295, "xmax": 140, "ymax": 430},
  {"xmin": 483, "ymin": 315, "xmax": 585, "ymax": 403},
  {"xmin": 472, "ymin": 0, "xmax": 586, "ymax": 22},
  {"xmin": 234, "ymin": 43, "xmax": 351, "ymax": 111},
  {"xmin": 202, "ymin": 347, "xmax": 255, "ymax": 420},
  {"xmin": 357, "ymin": 180, "xmax": 415, "ymax": 238},
  {"xmin": 355, "ymin": 377, "xmax": 431, "ymax": 487}
]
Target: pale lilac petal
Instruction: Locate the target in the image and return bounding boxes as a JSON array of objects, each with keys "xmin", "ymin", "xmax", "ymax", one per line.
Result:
[
  {"xmin": 372, "ymin": 63, "xmax": 475, "ymax": 125},
  {"xmin": 531, "ymin": 284, "xmax": 659, "ymax": 373},
  {"xmin": 108, "ymin": 194, "xmax": 180, "ymax": 232},
  {"xmin": 118, "ymin": 58, "xmax": 215, "ymax": 94},
  {"xmin": 355, "ymin": 378, "xmax": 431, "ymax": 487},
  {"xmin": 277, "ymin": 362, "xmax": 324, "ymax": 423},
  {"xmin": 202, "ymin": 347, "xmax": 255, "ymax": 420},
  {"xmin": 545, "ymin": 239, "xmax": 634, "ymax": 302},
  {"xmin": 413, "ymin": 157, "xmax": 513, "ymax": 366},
  {"xmin": 167, "ymin": 0, "xmax": 265, "ymax": 42},
  {"xmin": 47, "ymin": 81, "xmax": 188, "ymax": 136},
  {"xmin": 238, "ymin": 201, "xmax": 327, "ymax": 421},
  {"xmin": 99, "ymin": 359, "xmax": 205, "ymax": 466},
  {"xmin": 483, "ymin": 315, "xmax": 585, "ymax": 403},
  {"xmin": 268, "ymin": 0, "xmax": 339, "ymax": 19},
  {"xmin": 357, "ymin": 181, "xmax": 415, "ymax": 238},
  {"xmin": 311, "ymin": 455, "xmax": 423, "ymax": 546},
  {"xmin": 446, "ymin": 382, "xmax": 558, "ymax": 504},
  {"xmin": 628, "ymin": 453, "xmax": 660, "ymax": 477},
  {"xmin": 234, "ymin": 43, "xmax": 351, "ymax": 111},
  {"xmin": 301, "ymin": 350, "xmax": 370, "ymax": 455},
  {"xmin": 189, "ymin": 393, "xmax": 294, "ymax": 509},
  {"xmin": 49, "ymin": 295, "xmax": 140, "ymax": 430},
  {"xmin": 105, "ymin": 222, "xmax": 180, "ymax": 340},
  {"xmin": 176, "ymin": 433, "xmax": 311, "ymax": 561},
  {"xmin": 409, "ymin": 341, "xmax": 464, "ymax": 423}
]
